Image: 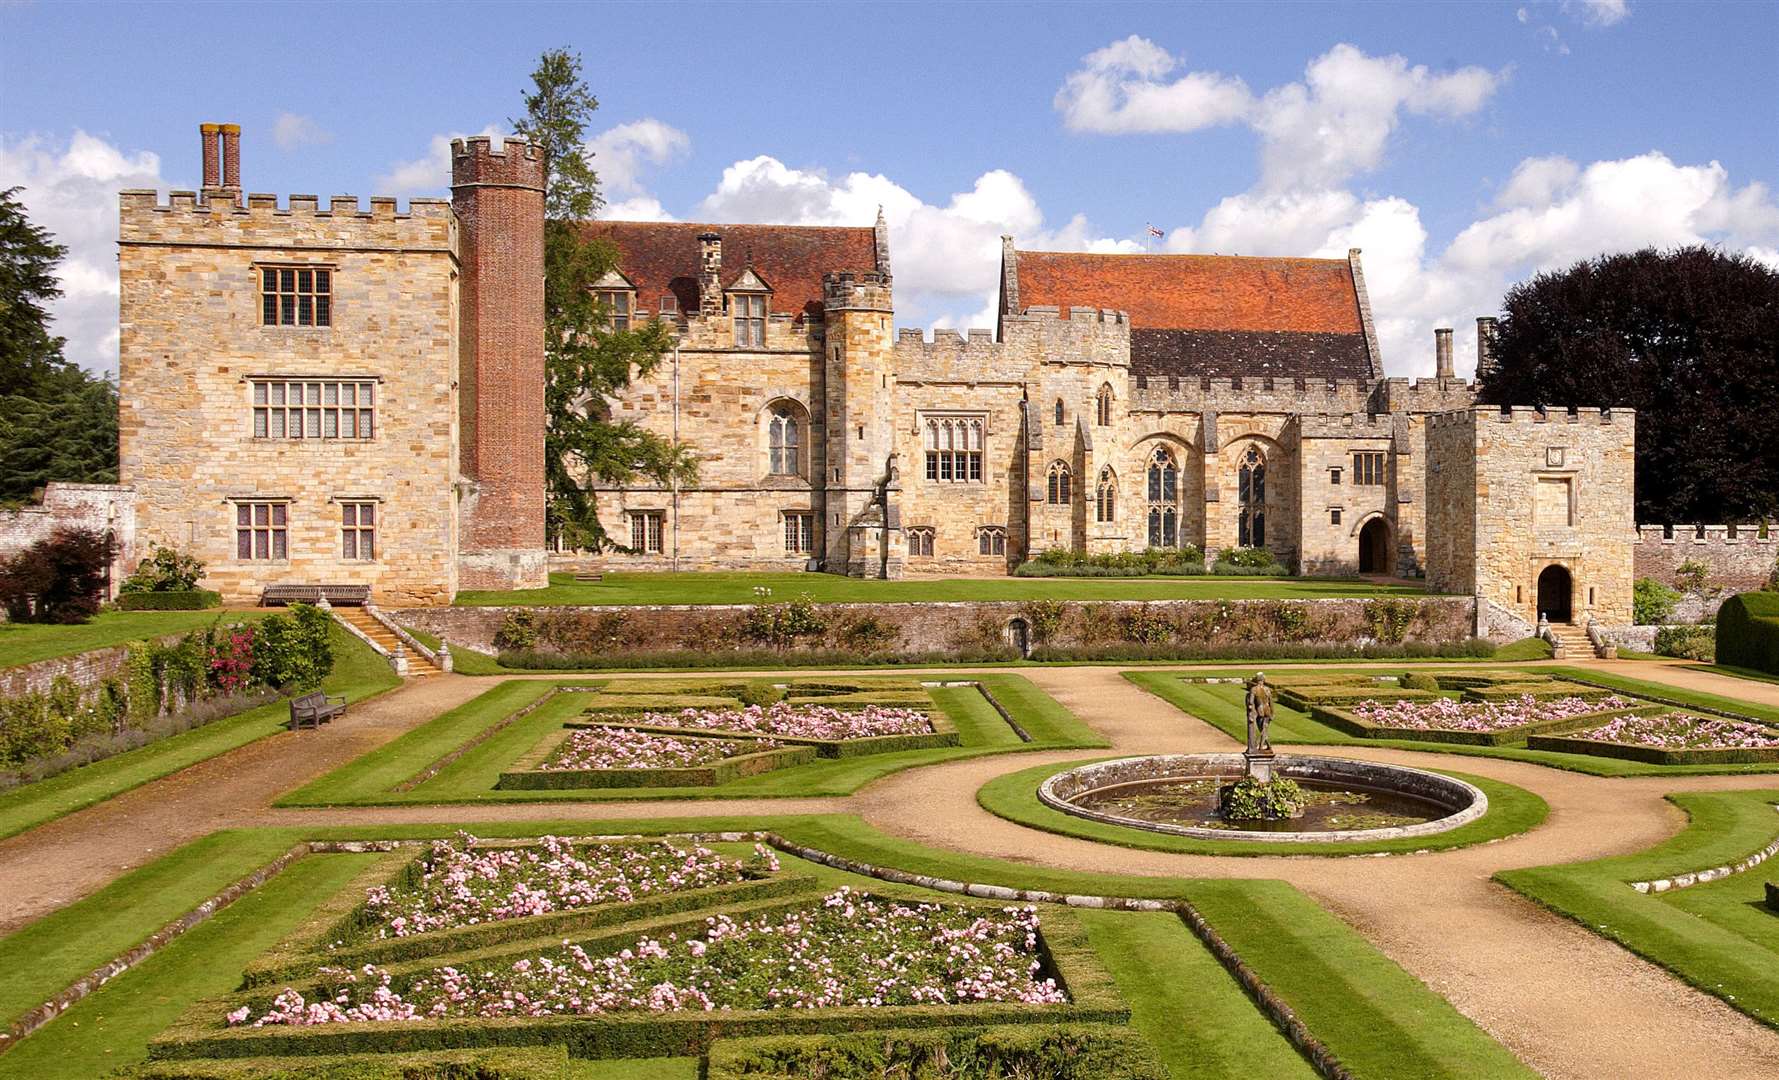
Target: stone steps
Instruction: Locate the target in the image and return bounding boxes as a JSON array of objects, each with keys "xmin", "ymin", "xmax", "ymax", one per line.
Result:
[{"xmin": 336, "ymin": 608, "xmax": 443, "ymax": 677}]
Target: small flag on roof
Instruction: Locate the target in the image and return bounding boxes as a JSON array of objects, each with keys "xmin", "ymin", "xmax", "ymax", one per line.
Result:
[{"xmin": 1146, "ymin": 224, "xmax": 1165, "ymax": 238}]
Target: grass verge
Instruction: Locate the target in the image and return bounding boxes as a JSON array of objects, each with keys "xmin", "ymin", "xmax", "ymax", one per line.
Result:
[
  {"xmin": 977, "ymin": 759, "xmax": 1548, "ymax": 857},
  {"xmin": 1495, "ymin": 789, "xmax": 1779, "ymax": 1027},
  {"xmin": 0, "ymin": 626, "xmax": 400, "ymax": 839},
  {"xmin": 0, "ymin": 610, "xmax": 264, "ymax": 671}
]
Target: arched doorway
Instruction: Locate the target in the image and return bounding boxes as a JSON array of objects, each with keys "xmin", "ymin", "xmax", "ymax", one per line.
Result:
[
  {"xmin": 1006, "ymin": 617, "xmax": 1032, "ymax": 658},
  {"xmin": 1537, "ymin": 565, "xmax": 1573, "ymax": 623},
  {"xmin": 1358, "ymin": 518, "xmax": 1390, "ymax": 574}
]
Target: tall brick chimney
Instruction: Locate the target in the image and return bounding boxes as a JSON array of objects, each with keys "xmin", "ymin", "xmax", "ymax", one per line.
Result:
[
  {"xmin": 200, "ymin": 123, "xmax": 221, "ymax": 189},
  {"xmin": 220, "ymin": 123, "xmax": 241, "ymax": 190},
  {"xmin": 451, "ymin": 136, "xmax": 548, "ymax": 591},
  {"xmin": 698, "ymin": 232, "xmax": 723, "ymax": 318},
  {"xmin": 1475, "ymin": 316, "xmax": 1499, "ymax": 383},
  {"xmin": 1434, "ymin": 327, "xmax": 1454, "ymax": 380}
]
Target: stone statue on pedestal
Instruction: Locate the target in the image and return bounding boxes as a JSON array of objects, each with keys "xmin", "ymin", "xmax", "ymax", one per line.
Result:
[{"xmin": 1245, "ymin": 673, "xmax": 1274, "ymax": 754}]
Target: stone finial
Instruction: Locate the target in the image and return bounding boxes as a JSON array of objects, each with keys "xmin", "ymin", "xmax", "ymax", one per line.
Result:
[{"xmin": 874, "ymin": 205, "xmax": 891, "ymax": 278}]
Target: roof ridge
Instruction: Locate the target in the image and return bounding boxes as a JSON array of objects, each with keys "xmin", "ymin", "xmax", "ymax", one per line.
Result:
[
  {"xmin": 1016, "ymin": 249, "xmax": 1348, "ymax": 265},
  {"xmin": 582, "ymin": 219, "xmax": 874, "ymax": 232}
]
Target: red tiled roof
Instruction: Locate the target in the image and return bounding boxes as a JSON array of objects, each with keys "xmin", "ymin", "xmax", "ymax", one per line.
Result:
[
  {"xmin": 577, "ymin": 221, "xmax": 879, "ymax": 321},
  {"xmin": 1011, "ymin": 250, "xmax": 1364, "ymax": 336}
]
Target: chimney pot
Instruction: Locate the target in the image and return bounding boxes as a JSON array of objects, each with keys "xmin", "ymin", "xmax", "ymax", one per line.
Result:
[
  {"xmin": 1434, "ymin": 327, "xmax": 1454, "ymax": 380},
  {"xmin": 1475, "ymin": 316, "xmax": 1499, "ymax": 384},
  {"xmin": 220, "ymin": 123, "xmax": 241, "ymax": 190},
  {"xmin": 698, "ymin": 232, "xmax": 723, "ymax": 318}
]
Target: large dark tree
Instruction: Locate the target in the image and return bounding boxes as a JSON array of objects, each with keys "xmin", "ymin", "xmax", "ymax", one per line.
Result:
[
  {"xmin": 1480, "ymin": 246, "xmax": 1779, "ymax": 525},
  {"xmin": 511, "ymin": 49, "xmax": 696, "ymax": 551},
  {"xmin": 0, "ymin": 187, "xmax": 119, "ymax": 503}
]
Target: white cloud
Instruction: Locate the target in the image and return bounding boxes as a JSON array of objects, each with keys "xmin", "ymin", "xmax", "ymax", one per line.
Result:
[
  {"xmin": 587, "ymin": 119, "xmax": 689, "ymax": 200},
  {"xmin": 1056, "ymin": 39, "xmax": 1502, "ymax": 189},
  {"xmin": 696, "ymin": 156, "xmax": 1138, "ymax": 330},
  {"xmin": 1567, "ymin": 0, "xmax": 1630, "ymax": 26},
  {"xmin": 374, "ymin": 125, "xmax": 503, "ymax": 196},
  {"xmin": 0, "ymin": 131, "xmax": 166, "ymax": 374},
  {"xmin": 271, "ymin": 113, "xmax": 332, "ymax": 152}
]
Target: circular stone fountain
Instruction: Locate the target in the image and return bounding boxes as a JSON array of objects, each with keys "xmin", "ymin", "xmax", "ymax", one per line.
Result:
[{"xmin": 1037, "ymin": 754, "xmax": 1487, "ymax": 843}]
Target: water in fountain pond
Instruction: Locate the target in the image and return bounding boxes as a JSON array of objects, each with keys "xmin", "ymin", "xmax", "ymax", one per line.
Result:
[{"xmin": 1069, "ymin": 777, "xmax": 1450, "ymax": 833}]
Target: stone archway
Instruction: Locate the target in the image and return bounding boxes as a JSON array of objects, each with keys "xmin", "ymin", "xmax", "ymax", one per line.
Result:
[
  {"xmin": 1358, "ymin": 517, "xmax": 1391, "ymax": 575},
  {"xmin": 1537, "ymin": 564, "xmax": 1573, "ymax": 623}
]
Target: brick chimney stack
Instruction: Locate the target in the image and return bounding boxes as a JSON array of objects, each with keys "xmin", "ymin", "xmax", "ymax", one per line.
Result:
[
  {"xmin": 1435, "ymin": 327, "xmax": 1454, "ymax": 380},
  {"xmin": 1475, "ymin": 316, "xmax": 1499, "ymax": 383},
  {"xmin": 200, "ymin": 124, "xmax": 221, "ymax": 189},
  {"xmin": 220, "ymin": 124, "xmax": 241, "ymax": 190},
  {"xmin": 698, "ymin": 232, "xmax": 723, "ymax": 318}
]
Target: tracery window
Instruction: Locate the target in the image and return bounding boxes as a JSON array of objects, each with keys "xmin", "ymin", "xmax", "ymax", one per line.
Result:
[
  {"xmin": 977, "ymin": 526, "xmax": 1007, "ymax": 556},
  {"xmin": 907, "ymin": 526, "xmax": 935, "ymax": 557},
  {"xmin": 1238, "ymin": 445, "xmax": 1267, "ymax": 548},
  {"xmin": 924, "ymin": 415, "xmax": 985, "ymax": 483},
  {"xmin": 767, "ymin": 406, "xmax": 802, "ymax": 476},
  {"xmin": 1096, "ymin": 384, "xmax": 1114, "ymax": 426},
  {"xmin": 1145, "ymin": 446, "xmax": 1180, "ymax": 548},
  {"xmin": 1096, "ymin": 468, "xmax": 1117, "ymax": 523},
  {"xmin": 1046, "ymin": 461, "xmax": 1072, "ymax": 505}
]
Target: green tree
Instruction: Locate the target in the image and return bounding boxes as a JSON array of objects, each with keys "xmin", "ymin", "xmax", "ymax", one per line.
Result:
[
  {"xmin": 510, "ymin": 49, "xmax": 696, "ymax": 550},
  {"xmin": 0, "ymin": 187, "xmax": 119, "ymax": 502},
  {"xmin": 1480, "ymin": 246, "xmax": 1779, "ymax": 525}
]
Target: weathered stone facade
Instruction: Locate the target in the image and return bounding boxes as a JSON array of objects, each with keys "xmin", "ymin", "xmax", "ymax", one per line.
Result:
[
  {"xmin": 1635, "ymin": 524, "xmax": 1777, "ymax": 592},
  {"xmin": 0, "ymin": 483, "xmax": 135, "ymax": 598}
]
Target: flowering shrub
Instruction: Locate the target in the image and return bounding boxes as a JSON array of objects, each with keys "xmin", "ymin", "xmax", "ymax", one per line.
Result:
[
  {"xmin": 1351, "ymin": 694, "xmax": 1635, "ymax": 733},
  {"xmin": 208, "ymin": 627, "xmax": 256, "ymax": 695},
  {"xmin": 1573, "ymin": 712, "xmax": 1779, "ymax": 750},
  {"xmin": 542, "ymin": 728, "xmax": 771, "ymax": 771},
  {"xmin": 352, "ymin": 833, "xmax": 764, "ymax": 941},
  {"xmin": 631, "ymin": 702, "xmax": 933, "ymax": 741},
  {"xmin": 233, "ymin": 888, "xmax": 1064, "ymax": 1026}
]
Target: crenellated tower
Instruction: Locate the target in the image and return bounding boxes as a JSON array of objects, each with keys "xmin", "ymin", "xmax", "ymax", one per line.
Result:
[
  {"xmin": 821, "ymin": 270, "xmax": 904, "ymax": 577},
  {"xmin": 451, "ymin": 136, "xmax": 548, "ymax": 590}
]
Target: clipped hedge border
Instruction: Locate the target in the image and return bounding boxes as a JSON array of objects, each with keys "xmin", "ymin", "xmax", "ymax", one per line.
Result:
[
  {"xmin": 115, "ymin": 590, "xmax": 223, "ymax": 611},
  {"xmin": 706, "ymin": 1022, "xmax": 1168, "ymax": 1080},
  {"xmin": 390, "ymin": 685, "xmax": 599, "ymax": 793},
  {"xmin": 1308, "ymin": 701, "xmax": 1658, "ymax": 747},
  {"xmin": 115, "ymin": 1044, "xmax": 570, "ymax": 1079},
  {"xmin": 565, "ymin": 713, "xmax": 961, "ymax": 760},
  {"xmin": 1526, "ymin": 730, "xmax": 1779, "ymax": 766},
  {"xmin": 151, "ymin": 899, "xmax": 1124, "ymax": 1063},
  {"xmin": 495, "ymin": 743, "xmax": 818, "ymax": 790}
]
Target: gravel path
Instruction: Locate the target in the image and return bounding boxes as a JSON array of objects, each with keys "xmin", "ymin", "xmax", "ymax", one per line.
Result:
[{"xmin": 2, "ymin": 659, "xmax": 1778, "ymax": 1077}]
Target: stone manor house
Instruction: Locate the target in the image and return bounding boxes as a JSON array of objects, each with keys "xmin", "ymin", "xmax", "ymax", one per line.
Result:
[{"xmin": 8, "ymin": 122, "xmax": 1679, "ymax": 636}]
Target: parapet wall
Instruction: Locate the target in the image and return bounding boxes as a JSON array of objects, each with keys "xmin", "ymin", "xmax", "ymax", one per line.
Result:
[
  {"xmin": 118, "ymin": 189, "xmax": 454, "ymax": 251},
  {"xmin": 1635, "ymin": 525, "xmax": 1776, "ymax": 591}
]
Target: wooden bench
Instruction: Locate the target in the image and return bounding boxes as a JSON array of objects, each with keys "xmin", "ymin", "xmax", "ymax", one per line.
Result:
[
  {"xmin": 289, "ymin": 691, "xmax": 346, "ymax": 730},
  {"xmin": 262, "ymin": 584, "xmax": 371, "ymax": 607},
  {"xmin": 572, "ymin": 571, "xmax": 604, "ymax": 583}
]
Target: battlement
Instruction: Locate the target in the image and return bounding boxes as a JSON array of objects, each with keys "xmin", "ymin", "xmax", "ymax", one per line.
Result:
[
  {"xmin": 1427, "ymin": 404, "xmax": 1633, "ymax": 429},
  {"xmin": 1637, "ymin": 524, "xmax": 1775, "ymax": 545},
  {"xmin": 119, "ymin": 188, "xmax": 451, "ymax": 221},
  {"xmin": 1129, "ymin": 375, "xmax": 1376, "ymax": 415},
  {"xmin": 1009, "ymin": 305, "xmax": 1129, "ymax": 325},
  {"xmin": 1296, "ymin": 412, "xmax": 1397, "ymax": 439},
  {"xmin": 450, "ymin": 136, "xmax": 544, "ymax": 190},
  {"xmin": 821, "ymin": 270, "xmax": 893, "ymax": 314}
]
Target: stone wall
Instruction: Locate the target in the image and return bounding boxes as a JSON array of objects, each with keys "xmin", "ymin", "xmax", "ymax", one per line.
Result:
[
  {"xmin": 0, "ymin": 643, "xmax": 134, "ymax": 699},
  {"xmin": 0, "ymin": 483, "xmax": 136, "ymax": 599},
  {"xmin": 116, "ymin": 189, "xmax": 460, "ymax": 606},
  {"xmin": 1635, "ymin": 525, "xmax": 1775, "ymax": 592},
  {"xmin": 393, "ymin": 595, "xmax": 1476, "ymax": 658}
]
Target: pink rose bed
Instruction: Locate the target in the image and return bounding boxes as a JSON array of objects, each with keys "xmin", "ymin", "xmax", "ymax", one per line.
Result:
[
  {"xmin": 635, "ymin": 702, "xmax": 933, "ymax": 741},
  {"xmin": 1571, "ymin": 712, "xmax": 1779, "ymax": 750},
  {"xmin": 231, "ymin": 887, "xmax": 1065, "ymax": 1026},
  {"xmin": 1351, "ymin": 694, "xmax": 1635, "ymax": 733},
  {"xmin": 351, "ymin": 833, "xmax": 774, "ymax": 942},
  {"xmin": 541, "ymin": 728, "xmax": 772, "ymax": 771}
]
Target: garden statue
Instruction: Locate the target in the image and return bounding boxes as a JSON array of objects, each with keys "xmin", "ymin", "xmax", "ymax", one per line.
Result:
[{"xmin": 1245, "ymin": 673, "xmax": 1275, "ymax": 755}]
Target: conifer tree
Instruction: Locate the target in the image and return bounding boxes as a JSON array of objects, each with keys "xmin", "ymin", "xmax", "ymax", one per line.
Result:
[{"xmin": 511, "ymin": 49, "xmax": 696, "ymax": 550}]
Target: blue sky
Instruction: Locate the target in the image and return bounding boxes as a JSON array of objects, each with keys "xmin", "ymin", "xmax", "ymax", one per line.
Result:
[{"xmin": 4, "ymin": 0, "xmax": 1776, "ymax": 377}]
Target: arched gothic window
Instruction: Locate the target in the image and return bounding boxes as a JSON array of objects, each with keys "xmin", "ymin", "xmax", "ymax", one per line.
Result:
[
  {"xmin": 977, "ymin": 525, "xmax": 1007, "ymax": 556},
  {"xmin": 1046, "ymin": 461, "xmax": 1072, "ymax": 505},
  {"xmin": 1146, "ymin": 446, "xmax": 1180, "ymax": 548},
  {"xmin": 1053, "ymin": 399, "xmax": 1065, "ymax": 425},
  {"xmin": 767, "ymin": 406, "xmax": 801, "ymax": 476},
  {"xmin": 1238, "ymin": 444, "xmax": 1267, "ymax": 548},
  {"xmin": 1096, "ymin": 468, "xmax": 1117, "ymax": 523},
  {"xmin": 907, "ymin": 526, "xmax": 935, "ymax": 557},
  {"xmin": 1096, "ymin": 384, "xmax": 1114, "ymax": 426},
  {"xmin": 924, "ymin": 416, "xmax": 985, "ymax": 483}
]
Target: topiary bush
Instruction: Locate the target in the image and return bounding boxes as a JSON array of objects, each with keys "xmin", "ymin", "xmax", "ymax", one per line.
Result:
[
  {"xmin": 1400, "ymin": 671, "xmax": 1441, "ymax": 691},
  {"xmin": 1715, "ymin": 591, "xmax": 1779, "ymax": 674},
  {"xmin": 117, "ymin": 589, "xmax": 221, "ymax": 610},
  {"xmin": 1633, "ymin": 577, "xmax": 1680, "ymax": 625}
]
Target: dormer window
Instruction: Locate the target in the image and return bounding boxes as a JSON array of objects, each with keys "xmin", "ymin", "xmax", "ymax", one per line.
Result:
[
  {"xmin": 727, "ymin": 267, "xmax": 771, "ymax": 348},
  {"xmin": 590, "ymin": 269, "xmax": 637, "ymax": 332}
]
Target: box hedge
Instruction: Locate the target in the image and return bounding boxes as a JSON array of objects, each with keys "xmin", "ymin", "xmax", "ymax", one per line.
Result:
[
  {"xmin": 118, "ymin": 1045, "xmax": 572, "ymax": 1079},
  {"xmin": 116, "ymin": 589, "xmax": 223, "ymax": 611},
  {"xmin": 1526, "ymin": 727, "xmax": 1779, "ymax": 765},
  {"xmin": 1716, "ymin": 591, "xmax": 1779, "ymax": 675},
  {"xmin": 706, "ymin": 1022, "xmax": 1168, "ymax": 1080},
  {"xmin": 495, "ymin": 743, "xmax": 818, "ymax": 789}
]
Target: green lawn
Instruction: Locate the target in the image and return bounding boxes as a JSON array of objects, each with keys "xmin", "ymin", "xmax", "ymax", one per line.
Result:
[
  {"xmin": 1, "ymin": 817, "xmax": 1531, "ymax": 1079},
  {"xmin": 0, "ymin": 610, "xmax": 263, "ymax": 671},
  {"xmin": 978, "ymin": 758, "xmax": 1548, "ymax": 857},
  {"xmin": 455, "ymin": 570, "xmax": 1436, "ymax": 607},
  {"xmin": 1496, "ymin": 789, "xmax": 1779, "ymax": 1027},
  {"xmin": 0, "ymin": 625, "xmax": 400, "ymax": 840},
  {"xmin": 1125, "ymin": 663, "xmax": 1779, "ymax": 777},
  {"xmin": 277, "ymin": 673, "xmax": 1105, "ymax": 807}
]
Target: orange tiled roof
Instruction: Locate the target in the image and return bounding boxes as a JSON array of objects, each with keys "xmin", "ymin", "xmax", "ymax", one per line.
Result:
[{"xmin": 577, "ymin": 221, "xmax": 879, "ymax": 321}]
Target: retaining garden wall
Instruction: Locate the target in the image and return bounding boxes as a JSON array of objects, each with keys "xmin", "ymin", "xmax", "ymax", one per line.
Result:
[{"xmin": 395, "ymin": 596, "xmax": 1477, "ymax": 659}]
